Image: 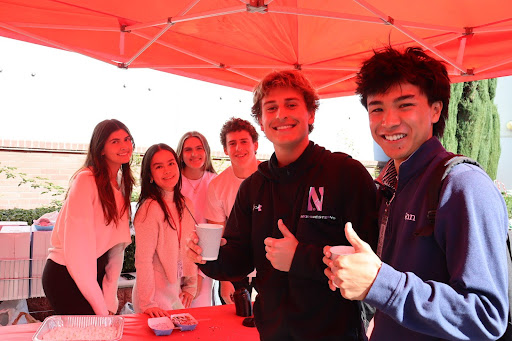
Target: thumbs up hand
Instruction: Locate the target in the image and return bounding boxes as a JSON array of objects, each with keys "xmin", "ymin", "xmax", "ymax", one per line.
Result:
[
  {"xmin": 323, "ymin": 222, "xmax": 382, "ymax": 300},
  {"xmin": 264, "ymin": 219, "xmax": 298, "ymax": 272}
]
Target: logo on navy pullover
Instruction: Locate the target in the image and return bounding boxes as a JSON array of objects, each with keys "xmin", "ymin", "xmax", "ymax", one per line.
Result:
[{"xmin": 405, "ymin": 213, "xmax": 416, "ymax": 221}]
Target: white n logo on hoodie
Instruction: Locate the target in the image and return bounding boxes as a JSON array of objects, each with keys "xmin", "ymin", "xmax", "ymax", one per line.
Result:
[{"xmin": 308, "ymin": 187, "xmax": 324, "ymax": 212}]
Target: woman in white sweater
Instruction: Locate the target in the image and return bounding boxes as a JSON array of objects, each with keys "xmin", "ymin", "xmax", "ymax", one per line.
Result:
[
  {"xmin": 176, "ymin": 131, "xmax": 217, "ymax": 307},
  {"xmin": 42, "ymin": 119, "xmax": 135, "ymax": 315},
  {"xmin": 132, "ymin": 143, "xmax": 198, "ymax": 317}
]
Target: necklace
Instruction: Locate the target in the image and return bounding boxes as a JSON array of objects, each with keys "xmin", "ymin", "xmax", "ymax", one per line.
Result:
[{"xmin": 184, "ymin": 173, "xmax": 204, "ymax": 194}]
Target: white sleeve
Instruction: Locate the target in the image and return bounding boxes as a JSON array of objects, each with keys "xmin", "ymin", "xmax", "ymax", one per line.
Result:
[
  {"xmin": 63, "ymin": 172, "xmax": 108, "ymax": 315},
  {"xmin": 133, "ymin": 202, "xmax": 160, "ymax": 312},
  {"xmin": 204, "ymin": 181, "xmax": 226, "ymax": 223}
]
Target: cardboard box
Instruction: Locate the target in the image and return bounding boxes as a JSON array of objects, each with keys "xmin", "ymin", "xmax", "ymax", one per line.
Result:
[
  {"xmin": 31, "ymin": 231, "xmax": 52, "ymax": 259},
  {"xmin": 0, "ymin": 232, "xmax": 31, "ymax": 279},
  {"xmin": 0, "ymin": 221, "xmax": 28, "ymax": 227}
]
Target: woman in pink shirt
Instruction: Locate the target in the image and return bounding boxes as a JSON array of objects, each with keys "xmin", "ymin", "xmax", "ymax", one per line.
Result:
[
  {"xmin": 42, "ymin": 119, "xmax": 134, "ymax": 315},
  {"xmin": 176, "ymin": 131, "xmax": 217, "ymax": 307}
]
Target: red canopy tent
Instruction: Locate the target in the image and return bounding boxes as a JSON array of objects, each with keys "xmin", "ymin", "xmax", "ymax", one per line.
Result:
[{"xmin": 0, "ymin": 0, "xmax": 511, "ymax": 98}]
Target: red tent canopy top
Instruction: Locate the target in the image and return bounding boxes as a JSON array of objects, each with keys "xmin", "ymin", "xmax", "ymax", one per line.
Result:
[{"xmin": 0, "ymin": 0, "xmax": 511, "ymax": 98}]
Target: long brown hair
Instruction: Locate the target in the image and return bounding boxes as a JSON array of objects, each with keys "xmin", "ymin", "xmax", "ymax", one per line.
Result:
[
  {"xmin": 137, "ymin": 143, "xmax": 185, "ymax": 229},
  {"xmin": 80, "ymin": 119, "xmax": 135, "ymax": 225}
]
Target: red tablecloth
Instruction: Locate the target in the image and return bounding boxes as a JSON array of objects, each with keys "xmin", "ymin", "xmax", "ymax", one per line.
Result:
[{"xmin": 0, "ymin": 305, "xmax": 259, "ymax": 340}]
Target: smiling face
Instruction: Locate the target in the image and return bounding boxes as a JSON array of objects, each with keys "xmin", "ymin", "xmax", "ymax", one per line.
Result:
[
  {"xmin": 259, "ymin": 87, "xmax": 314, "ymax": 155},
  {"xmin": 224, "ymin": 130, "xmax": 258, "ymax": 169},
  {"xmin": 182, "ymin": 136, "xmax": 206, "ymax": 170},
  {"xmin": 150, "ymin": 149, "xmax": 180, "ymax": 192},
  {"xmin": 102, "ymin": 129, "xmax": 133, "ymax": 173},
  {"xmin": 367, "ymin": 82, "xmax": 442, "ymax": 171}
]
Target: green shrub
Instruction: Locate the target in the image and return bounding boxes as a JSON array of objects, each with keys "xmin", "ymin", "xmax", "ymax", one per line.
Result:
[
  {"xmin": 0, "ymin": 206, "xmax": 61, "ymax": 225},
  {"xmin": 504, "ymin": 194, "xmax": 512, "ymax": 220}
]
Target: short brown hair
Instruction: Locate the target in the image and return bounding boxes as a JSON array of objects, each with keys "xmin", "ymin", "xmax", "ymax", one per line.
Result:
[
  {"xmin": 220, "ymin": 117, "xmax": 259, "ymax": 149},
  {"xmin": 251, "ymin": 70, "xmax": 319, "ymax": 133}
]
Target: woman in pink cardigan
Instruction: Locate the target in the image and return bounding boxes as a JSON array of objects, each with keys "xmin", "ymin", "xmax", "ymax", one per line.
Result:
[{"xmin": 132, "ymin": 143, "xmax": 198, "ymax": 317}]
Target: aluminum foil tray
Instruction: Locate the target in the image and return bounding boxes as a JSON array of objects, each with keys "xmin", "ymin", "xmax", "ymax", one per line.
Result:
[{"xmin": 32, "ymin": 315, "xmax": 124, "ymax": 341}]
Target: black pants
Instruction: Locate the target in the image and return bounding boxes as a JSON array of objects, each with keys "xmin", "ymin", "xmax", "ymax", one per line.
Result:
[{"xmin": 42, "ymin": 251, "xmax": 109, "ymax": 315}]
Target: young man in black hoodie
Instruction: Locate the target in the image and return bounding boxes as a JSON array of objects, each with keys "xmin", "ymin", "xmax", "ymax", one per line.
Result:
[{"xmin": 188, "ymin": 70, "xmax": 378, "ymax": 341}]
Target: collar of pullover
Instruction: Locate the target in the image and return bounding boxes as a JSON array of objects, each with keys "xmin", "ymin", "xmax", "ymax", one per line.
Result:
[
  {"xmin": 376, "ymin": 137, "xmax": 445, "ymax": 192},
  {"xmin": 258, "ymin": 141, "xmax": 323, "ymax": 183}
]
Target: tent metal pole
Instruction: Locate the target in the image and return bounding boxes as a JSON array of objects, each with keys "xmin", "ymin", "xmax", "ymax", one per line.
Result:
[
  {"xmin": 131, "ymin": 31, "xmax": 223, "ymax": 67},
  {"xmin": 268, "ymin": 6, "xmax": 463, "ymax": 33},
  {"xmin": 125, "ymin": 5, "xmax": 246, "ymax": 32},
  {"xmin": 124, "ymin": 22, "xmax": 173, "ymax": 67},
  {"xmin": 2, "ymin": 23, "xmax": 117, "ymax": 31},
  {"xmin": 226, "ymin": 68, "xmax": 261, "ymax": 82},
  {"xmin": 317, "ymin": 73, "xmax": 357, "ymax": 90},
  {"xmin": 131, "ymin": 29, "xmax": 286, "ymax": 67},
  {"xmin": 473, "ymin": 25, "xmax": 512, "ymax": 33},
  {"xmin": 353, "ymin": 0, "xmax": 467, "ymax": 74},
  {"xmin": 476, "ymin": 56, "xmax": 512, "ymax": 74},
  {"xmin": 0, "ymin": 21, "xmax": 118, "ymax": 67}
]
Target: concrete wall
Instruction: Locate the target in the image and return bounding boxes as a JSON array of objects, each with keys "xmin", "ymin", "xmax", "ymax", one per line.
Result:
[
  {"xmin": 0, "ymin": 142, "xmax": 86, "ymax": 209},
  {"xmin": 0, "ymin": 139, "xmax": 381, "ymax": 210},
  {"xmin": 0, "ymin": 140, "xmax": 267, "ymax": 209}
]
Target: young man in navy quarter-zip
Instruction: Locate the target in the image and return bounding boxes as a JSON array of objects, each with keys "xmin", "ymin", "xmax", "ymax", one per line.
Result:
[
  {"xmin": 188, "ymin": 70, "xmax": 378, "ymax": 341},
  {"xmin": 324, "ymin": 46, "xmax": 509, "ymax": 341}
]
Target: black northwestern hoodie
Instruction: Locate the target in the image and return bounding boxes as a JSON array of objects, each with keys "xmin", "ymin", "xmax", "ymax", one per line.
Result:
[{"xmin": 200, "ymin": 142, "xmax": 378, "ymax": 341}]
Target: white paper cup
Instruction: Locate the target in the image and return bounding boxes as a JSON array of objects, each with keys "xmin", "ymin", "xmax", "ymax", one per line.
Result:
[
  {"xmin": 330, "ymin": 245, "xmax": 355, "ymax": 260},
  {"xmin": 329, "ymin": 245, "xmax": 355, "ymax": 288},
  {"xmin": 196, "ymin": 223, "xmax": 224, "ymax": 261}
]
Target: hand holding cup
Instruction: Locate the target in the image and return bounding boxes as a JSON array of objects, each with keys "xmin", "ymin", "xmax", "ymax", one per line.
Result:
[
  {"xmin": 323, "ymin": 222, "xmax": 382, "ymax": 300},
  {"xmin": 187, "ymin": 223, "xmax": 225, "ymax": 264},
  {"xmin": 186, "ymin": 231, "xmax": 206, "ymax": 264}
]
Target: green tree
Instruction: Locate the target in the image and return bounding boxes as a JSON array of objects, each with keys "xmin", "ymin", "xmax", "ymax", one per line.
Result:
[{"xmin": 441, "ymin": 79, "xmax": 501, "ymax": 179}]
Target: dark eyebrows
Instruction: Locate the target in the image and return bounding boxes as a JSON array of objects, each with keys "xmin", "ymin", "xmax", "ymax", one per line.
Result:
[
  {"xmin": 395, "ymin": 94, "xmax": 415, "ymax": 102},
  {"xmin": 367, "ymin": 100, "xmax": 382, "ymax": 107},
  {"xmin": 151, "ymin": 157, "xmax": 175, "ymax": 167},
  {"xmin": 367, "ymin": 94, "xmax": 416, "ymax": 107},
  {"xmin": 109, "ymin": 133, "xmax": 130, "ymax": 142},
  {"xmin": 262, "ymin": 99, "xmax": 276, "ymax": 107},
  {"xmin": 229, "ymin": 137, "xmax": 249, "ymax": 143}
]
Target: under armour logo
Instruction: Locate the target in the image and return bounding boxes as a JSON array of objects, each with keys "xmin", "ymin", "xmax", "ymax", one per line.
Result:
[
  {"xmin": 405, "ymin": 213, "xmax": 416, "ymax": 221},
  {"xmin": 253, "ymin": 204, "xmax": 262, "ymax": 212},
  {"xmin": 307, "ymin": 187, "xmax": 324, "ymax": 212}
]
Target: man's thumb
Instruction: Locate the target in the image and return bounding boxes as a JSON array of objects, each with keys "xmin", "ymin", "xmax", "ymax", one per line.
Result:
[
  {"xmin": 277, "ymin": 219, "xmax": 294, "ymax": 238},
  {"xmin": 345, "ymin": 222, "xmax": 368, "ymax": 252}
]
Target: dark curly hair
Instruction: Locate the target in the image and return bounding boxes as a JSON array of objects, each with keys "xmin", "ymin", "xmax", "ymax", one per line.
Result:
[
  {"xmin": 355, "ymin": 46, "xmax": 451, "ymax": 138},
  {"xmin": 251, "ymin": 70, "xmax": 319, "ymax": 133},
  {"xmin": 220, "ymin": 117, "xmax": 259, "ymax": 149}
]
